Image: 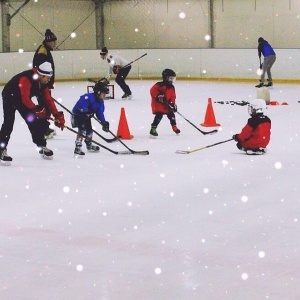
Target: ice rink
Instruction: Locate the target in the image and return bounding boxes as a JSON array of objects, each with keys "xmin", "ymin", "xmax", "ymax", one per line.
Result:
[{"xmin": 0, "ymin": 79, "xmax": 299, "ymax": 300}]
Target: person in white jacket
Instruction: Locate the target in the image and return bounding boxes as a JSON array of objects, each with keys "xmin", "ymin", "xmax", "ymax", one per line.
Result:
[{"xmin": 100, "ymin": 47, "xmax": 132, "ymax": 99}]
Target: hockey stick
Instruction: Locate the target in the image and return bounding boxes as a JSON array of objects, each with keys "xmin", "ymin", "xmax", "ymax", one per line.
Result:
[
  {"xmin": 176, "ymin": 138, "xmax": 234, "ymax": 154},
  {"xmin": 52, "ymin": 98, "xmax": 119, "ymax": 143},
  {"xmin": 214, "ymin": 100, "xmax": 249, "ymax": 106},
  {"xmin": 92, "ymin": 116, "xmax": 149, "ymax": 156},
  {"xmin": 87, "ymin": 78, "xmax": 97, "ymax": 83},
  {"xmin": 122, "ymin": 53, "xmax": 147, "ymax": 69},
  {"xmin": 49, "ymin": 118, "xmax": 132, "ymax": 155},
  {"xmin": 176, "ymin": 111, "xmax": 218, "ymax": 135}
]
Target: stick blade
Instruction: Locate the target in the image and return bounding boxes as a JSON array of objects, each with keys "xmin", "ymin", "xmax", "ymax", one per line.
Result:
[
  {"xmin": 133, "ymin": 150, "xmax": 149, "ymax": 155},
  {"xmin": 175, "ymin": 150, "xmax": 190, "ymax": 154}
]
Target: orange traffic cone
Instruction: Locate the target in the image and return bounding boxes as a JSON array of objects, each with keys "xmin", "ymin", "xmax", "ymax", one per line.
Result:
[
  {"xmin": 116, "ymin": 107, "xmax": 134, "ymax": 139},
  {"xmin": 200, "ymin": 98, "xmax": 220, "ymax": 127}
]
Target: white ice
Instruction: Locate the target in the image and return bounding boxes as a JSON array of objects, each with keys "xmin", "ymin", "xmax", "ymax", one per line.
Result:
[{"xmin": 0, "ymin": 80, "xmax": 299, "ymax": 300}]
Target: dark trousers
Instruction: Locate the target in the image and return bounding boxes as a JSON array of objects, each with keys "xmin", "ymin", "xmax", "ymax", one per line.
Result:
[
  {"xmin": 0, "ymin": 97, "xmax": 47, "ymax": 150},
  {"xmin": 115, "ymin": 66, "xmax": 131, "ymax": 94},
  {"xmin": 151, "ymin": 112, "xmax": 176, "ymax": 127}
]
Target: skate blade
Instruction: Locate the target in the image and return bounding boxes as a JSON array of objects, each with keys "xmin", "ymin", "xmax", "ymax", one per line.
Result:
[
  {"xmin": 0, "ymin": 160, "xmax": 11, "ymax": 166},
  {"xmin": 87, "ymin": 149, "xmax": 100, "ymax": 153},
  {"xmin": 41, "ymin": 154, "xmax": 53, "ymax": 160},
  {"xmin": 73, "ymin": 154, "xmax": 85, "ymax": 159},
  {"xmin": 149, "ymin": 134, "xmax": 157, "ymax": 139}
]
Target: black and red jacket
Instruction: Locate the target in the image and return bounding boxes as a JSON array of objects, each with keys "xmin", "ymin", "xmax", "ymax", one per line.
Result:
[
  {"xmin": 236, "ymin": 113, "xmax": 271, "ymax": 148},
  {"xmin": 2, "ymin": 69, "xmax": 58, "ymax": 115}
]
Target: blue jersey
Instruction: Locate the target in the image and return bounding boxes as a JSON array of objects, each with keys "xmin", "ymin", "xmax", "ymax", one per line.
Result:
[
  {"xmin": 258, "ymin": 41, "xmax": 275, "ymax": 57},
  {"xmin": 72, "ymin": 92, "xmax": 106, "ymax": 123}
]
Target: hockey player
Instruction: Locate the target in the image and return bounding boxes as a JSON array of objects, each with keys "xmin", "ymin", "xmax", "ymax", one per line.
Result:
[
  {"xmin": 100, "ymin": 47, "xmax": 132, "ymax": 99},
  {"xmin": 232, "ymin": 99, "xmax": 271, "ymax": 155},
  {"xmin": 149, "ymin": 68, "xmax": 180, "ymax": 137},
  {"xmin": 33, "ymin": 29, "xmax": 58, "ymax": 139},
  {"xmin": 0, "ymin": 62, "xmax": 65, "ymax": 166},
  {"xmin": 256, "ymin": 37, "xmax": 276, "ymax": 88},
  {"xmin": 71, "ymin": 81, "xmax": 110, "ymax": 157}
]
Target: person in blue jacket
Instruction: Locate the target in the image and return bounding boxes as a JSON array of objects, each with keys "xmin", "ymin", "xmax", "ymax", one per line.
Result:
[
  {"xmin": 256, "ymin": 37, "xmax": 276, "ymax": 88},
  {"xmin": 71, "ymin": 81, "xmax": 110, "ymax": 157}
]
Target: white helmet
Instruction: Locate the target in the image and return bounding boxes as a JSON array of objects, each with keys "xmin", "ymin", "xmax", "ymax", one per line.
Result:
[{"xmin": 248, "ymin": 99, "xmax": 266, "ymax": 115}]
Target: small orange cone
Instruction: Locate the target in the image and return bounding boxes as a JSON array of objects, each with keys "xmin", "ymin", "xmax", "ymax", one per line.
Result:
[
  {"xmin": 269, "ymin": 100, "xmax": 279, "ymax": 105},
  {"xmin": 200, "ymin": 98, "xmax": 220, "ymax": 127},
  {"xmin": 116, "ymin": 107, "xmax": 134, "ymax": 139}
]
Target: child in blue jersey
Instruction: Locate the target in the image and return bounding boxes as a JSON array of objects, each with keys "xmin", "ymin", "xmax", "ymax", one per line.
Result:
[{"xmin": 71, "ymin": 81, "xmax": 110, "ymax": 157}]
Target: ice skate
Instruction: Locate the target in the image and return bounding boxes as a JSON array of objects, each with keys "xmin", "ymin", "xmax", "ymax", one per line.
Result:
[
  {"xmin": 74, "ymin": 141, "xmax": 85, "ymax": 158},
  {"xmin": 39, "ymin": 146, "xmax": 53, "ymax": 160},
  {"xmin": 255, "ymin": 81, "xmax": 264, "ymax": 88},
  {"xmin": 86, "ymin": 144, "xmax": 100, "ymax": 152},
  {"xmin": 122, "ymin": 93, "xmax": 132, "ymax": 100},
  {"xmin": 246, "ymin": 148, "xmax": 266, "ymax": 155},
  {"xmin": 172, "ymin": 125, "xmax": 180, "ymax": 134},
  {"xmin": 264, "ymin": 80, "xmax": 273, "ymax": 87},
  {"xmin": 0, "ymin": 149, "xmax": 12, "ymax": 166},
  {"xmin": 149, "ymin": 127, "xmax": 158, "ymax": 138},
  {"xmin": 44, "ymin": 127, "xmax": 56, "ymax": 139}
]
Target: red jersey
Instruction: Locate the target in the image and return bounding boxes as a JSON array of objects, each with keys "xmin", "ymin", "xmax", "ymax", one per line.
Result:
[
  {"xmin": 150, "ymin": 81, "xmax": 176, "ymax": 114},
  {"xmin": 237, "ymin": 114, "xmax": 271, "ymax": 148}
]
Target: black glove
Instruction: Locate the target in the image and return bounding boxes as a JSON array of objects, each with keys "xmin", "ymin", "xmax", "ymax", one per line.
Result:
[
  {"xmin": 102, "ymin": 121, "xmax": 109, "ymax": 132},
  {"xmin": 232, "ymin": 134, "xmax": 238, "ymax": 141},
  {"xmin": 168, "ymin": 103, "xmax": 177, "ymax": 112}
]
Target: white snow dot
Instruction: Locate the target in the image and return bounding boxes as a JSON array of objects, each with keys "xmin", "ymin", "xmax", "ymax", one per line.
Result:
[
  {"xmin": 205, "ymin": 34, "xmax": 211, "ymax": 41},
  {"xmin": 102, "ymin": 212, "xmax": 107, "ymax": 216},
  {"xmin": 241, "ymin": 273, "xmax": 249, "ymax": 280},
  {"xmin": 202, "ymin": 70, "xmax": 207, "ymax": 74},
  {"xmin": 70, "ymin": 32, "xmax": 76, "ymax": 38},
  {"xmin": 203, "ymin": 188, "xmax": 209, "ymax": 194},
  {"xmin": 133, "ymin": 225, "xmax": 138, "ymax": 230},
  {"xmin": 201, "ymin": 239, "xmax": 206, "ymax": 243},
  {"xmin": 294, "ymin": 218, "xmax": 298, "ymax": 222},
  {"xmin": 154, "ymin": 268, "xmax": 162, "ymax": 275},
  {"xmin": 179, "ymin": 12, "xmax": 186, "ymax": 19},
  {"xmin": 160, "ymin": 173, "xmax": 165, "ymax": 178},
  {"xmin": 258, "ymin": 251, "xmax": 265, "ymax": 258},
  {"xmin": 58, "ymin": 209, "xmax": 63, "ymax": 214},
  {"xmin": 76, "ymin": 264, "xmax": 83, "ymax": 272},
  {"xmin": 208, "ymin": 210, "xmax": 213, "ymax": 215},
  {"xmin": 120, "ymin": 164, "xmax": 124, "ymax": 169},
  {"xmin": 18, "ymin": 49, "xmax": 24, "ymax": 53},
  {"xmin": 257, "ymin": 68, "xmax": 263, "ymax": 76},
  {"xmin": 222, "ymin": 160, "xmax": 228, "ymax": 166},
  {"xmin": 274, "ymin": 162, "xmax": 282, "ymax": 169},
  {"xmin": 241, "ymin": 195, "xmax": 248, "ymax": 203},
  {"xmin": 127, "ymin": 202, "xmax": 133, "ymax": 207},
  {"xmin": 63, "ymin": 186, "xmax": 70, "ymax": 193},
  {"xmin": 170, "ymin": 192, "xmax": 174, "ymax": 197},
  {"xmin": 134, "ymin": 28, "xmax": 139, "ymax": 32}
]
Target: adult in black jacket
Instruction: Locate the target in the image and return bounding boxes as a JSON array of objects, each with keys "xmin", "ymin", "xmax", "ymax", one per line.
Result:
[
  {"xmin": 0, "ymin": 62, "xmax": 65, "ymax": 166},
  {"xmin": 33, "ymin": 29, "xmax": 57, "ymax": 138}
]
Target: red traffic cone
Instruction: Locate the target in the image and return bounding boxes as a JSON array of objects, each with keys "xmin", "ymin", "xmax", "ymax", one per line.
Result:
[
  {"xmin": 200, "ymin": 98, "xmax": 220, "ymax": 127},
  {"xmin": 116, "ymin": 107, "xmax": 134, "ymax": 139}
]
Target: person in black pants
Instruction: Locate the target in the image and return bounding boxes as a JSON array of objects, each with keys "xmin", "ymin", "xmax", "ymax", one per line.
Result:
[
  {"xmin": 100, "ymin": 47, "xmax": 132, "ymax": 99},
  {"xmin": 33, "ymin": 29, "xmax": 58, "ymax": 138}
]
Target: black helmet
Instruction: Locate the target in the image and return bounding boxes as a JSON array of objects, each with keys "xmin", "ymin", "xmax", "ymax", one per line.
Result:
[
  {"xmin": 162, "ymin": 68, "xmax": 176, "ymax": 81},
  {"xmin": 93, "ymin": 81, "xmax": 109, "ymax": 96}
]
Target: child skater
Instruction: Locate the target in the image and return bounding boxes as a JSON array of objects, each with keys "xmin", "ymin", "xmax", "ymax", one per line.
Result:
[
  {"xmin": 232, "ymin": 99, "xmax": 271, "ymax": 155},
  {"xmin": 71, "ymin": 81, "xmax": 110, "ymax": 157},
  {"xmin": 149, "ymin": 68, "xmax": 180, "ymax": 137}
]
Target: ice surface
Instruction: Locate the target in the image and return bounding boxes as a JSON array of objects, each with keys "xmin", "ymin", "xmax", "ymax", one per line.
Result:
[{"xmin": 0, "ymin": 80, "xmax": 299, "ymax": 299}]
